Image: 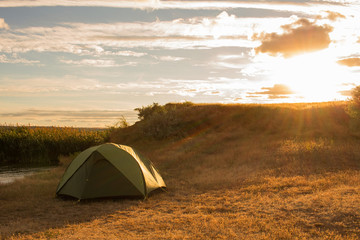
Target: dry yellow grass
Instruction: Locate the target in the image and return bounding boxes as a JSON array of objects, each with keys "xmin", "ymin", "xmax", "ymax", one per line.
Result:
[{"xmin": 1, "ymin": 102, "xmax": 360, "ymax": 239}]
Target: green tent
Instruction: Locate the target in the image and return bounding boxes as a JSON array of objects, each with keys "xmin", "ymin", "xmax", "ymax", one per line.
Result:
[{"xmin": 56, "ymin": 143, "xmax": 166, "ymax": 200}]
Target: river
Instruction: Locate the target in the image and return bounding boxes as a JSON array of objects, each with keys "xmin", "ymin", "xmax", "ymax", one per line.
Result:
[{"xmin": 0, "ymin": 165, "xmax": 56, "ymax": 184}]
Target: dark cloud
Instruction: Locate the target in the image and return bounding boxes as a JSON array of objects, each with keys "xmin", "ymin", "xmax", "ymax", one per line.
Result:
[
  {"xmin": 252, "ymin": 84, "xmax": 294, "ymax": 99},
  {"xmin": 254, "ymin": 18, "xmax": 333, "ymax": 57},
  {"xmin": 337, "ymin": 58, "xmax": 360, "ymax": 67}
]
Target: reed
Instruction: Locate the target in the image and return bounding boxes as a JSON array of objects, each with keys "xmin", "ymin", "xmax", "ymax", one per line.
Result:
[{"xmin": 0, "ymin": 125, "xmax": 109, "ymax": 165}]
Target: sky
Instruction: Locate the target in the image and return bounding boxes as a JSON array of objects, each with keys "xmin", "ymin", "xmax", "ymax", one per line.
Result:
[{"xmin": 1, "ymin": 0, "xmax": 360, "ymax": 127}]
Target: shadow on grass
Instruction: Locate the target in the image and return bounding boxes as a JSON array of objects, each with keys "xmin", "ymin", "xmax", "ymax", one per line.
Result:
[{"xmin": 0, "ymin": 167, "xmax": 147, "ymax": 239}]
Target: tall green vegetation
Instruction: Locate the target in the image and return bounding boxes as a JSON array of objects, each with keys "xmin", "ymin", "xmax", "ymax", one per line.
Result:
[
  {"xmin": 134, "ymin": 102, "xmax": 196, "ymax": 139},
  {"xmin": 342, "ymin": 85, "xmax": 360, "ymax": 133},
  {"xmin": 347, "ymin": 86, "xmax": 360, "ymax": 118},
  {"xmin": 0, "ymin": 126, "xmax": 109, "ymax": 165}
]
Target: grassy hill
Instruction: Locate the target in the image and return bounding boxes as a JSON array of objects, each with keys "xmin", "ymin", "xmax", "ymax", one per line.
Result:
[{"xmin": 1, "ymin": 102, "xmax": 360, "ymax": 239}]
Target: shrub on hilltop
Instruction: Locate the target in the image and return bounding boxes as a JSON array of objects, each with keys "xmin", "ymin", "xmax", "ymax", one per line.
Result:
[
  {"xmin": 134, "ymin": 102, "xmax": 194, "ymax": 140},
  {"xmin": 347, "ymin": 85, "xmax": 360, "ymax": 119}
]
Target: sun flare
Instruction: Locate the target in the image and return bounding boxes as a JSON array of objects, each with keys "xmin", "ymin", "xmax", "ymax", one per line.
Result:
[{"xmin": 270, "ymin": 51, "xmax": 352, "ymax": 102}]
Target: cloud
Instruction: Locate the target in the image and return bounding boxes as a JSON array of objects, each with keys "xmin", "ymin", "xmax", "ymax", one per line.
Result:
[
  {"xmin": 338, "ymin": 89, "xmax": 353, "ymax": 97},
  {"xmin": 75, "ymin": 46, "xmax": 148, "ymax": 57},
  {"xmin": 60, "ymin": 58, "xmax": 137, "ymax": 67},
  {"xmin": 0, "ymin": 18, "xmax": 9, "ymax": 29},
  {"xmin": 253, "ymin": 84, "xmax": 294, "ymax": 99},
  {"xmin": 0, "ymin": 0, "xmax": 160, "ymax": 8},
  {"xmin": 217, "ymin": 54, "xmax": 245, "ymax": 61},
  {"xmin": 0, "ymin": 77, "xmax": 113, "ymax": 94},
  {"xmin": 254, "ymin": 18, "xmax": 333, "ymax": 57},
  {"xmin": 337, "ymin": 57, "xmax": 360, "ymax": 67},
  {"xmin": 213, "ymin": 54, "xmax": 248, "ymax": 69},
  {"xmin": 0, "ymin": 0, "xmax": 348, "ymax": 13},
  {"xmin": 325, "ymin": 11, "xmax": 346, "ymax": 21},
  {"xmin": 154, "ymin": 56, "xmax": 186, "ymax": 61},
  {"xmin": 0, "ymin": 12, "xmax": 256, "ymax": 54},
  {"xmin": 0, "ymin": 109, "xmax": 133, "ymax": 118},
  {"xmin": 113, "ymin": 51, "xmax": 147, "ymax": 57},
  {"xmin": 315, "ymin": 10, "xmax": 346, "ymax": 21},
  {"xmin": 0, "ymin": 54, "xmax": 39, "ymax": 64},
  {"xmin": 0, "ymin": 109, "xmax": 138, "ymax": 127},
  {"xmin": 147, "ymin": 77, "xmax": 255, "ymax": 101}
]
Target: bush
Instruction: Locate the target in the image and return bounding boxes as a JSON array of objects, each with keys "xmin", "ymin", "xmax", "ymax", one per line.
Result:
[
  {"xmin": 109, "ymin": 116, "xmax": 129, "ymax": 129},
  {"xmin": 135, "ymin": 102, "xmax": 193, "ymax": 139},
  {"xmin": 345, "ymin": 86, "xmax": 360, "ymax": 131},
  {"xmin": 347, "ymin": 85, "xmax": 360, "ymax": 119}
]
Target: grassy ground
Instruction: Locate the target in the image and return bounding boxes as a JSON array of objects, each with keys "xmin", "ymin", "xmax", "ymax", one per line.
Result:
[{"xmin": 1, "ymin": 102, "xmax": 360, "ymax": 239}]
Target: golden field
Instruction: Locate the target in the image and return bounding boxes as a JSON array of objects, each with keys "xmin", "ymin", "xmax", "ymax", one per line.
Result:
[{"xmin": 1, "ymin": 102, "xmax": 360, "ymax": 239}]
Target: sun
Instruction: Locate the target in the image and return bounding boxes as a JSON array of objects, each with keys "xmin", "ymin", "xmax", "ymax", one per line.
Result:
[{"xmin": 269, "ymin": 51, "xmax": 351, "ymax": 102}]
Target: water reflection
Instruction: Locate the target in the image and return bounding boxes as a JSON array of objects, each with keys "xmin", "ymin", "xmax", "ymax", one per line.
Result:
[{"xmin": 0, "ymin": 165, "xmax": 56, "ymax": 184}]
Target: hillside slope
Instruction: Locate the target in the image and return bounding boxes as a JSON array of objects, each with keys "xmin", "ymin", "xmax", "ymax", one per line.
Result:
[
  {"xmin": 2, "ymin": 102, "xmax": 360, "ymax": 239},
  {"xmin": 108, "ymin": 102, "xmax": 359, "ymax": 238},
  {"xmin": 110, "ymin": 101, "xmax": 356, "ymax": 181}
]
